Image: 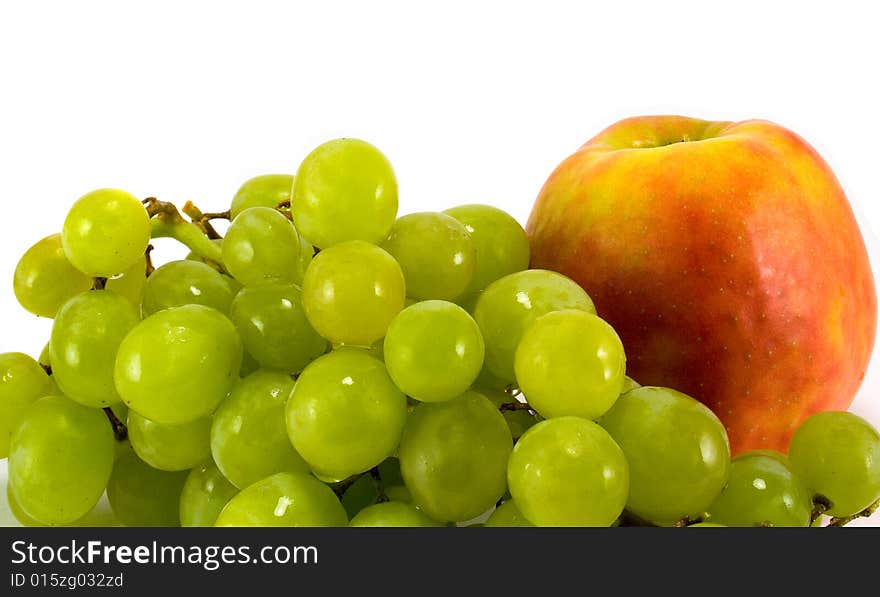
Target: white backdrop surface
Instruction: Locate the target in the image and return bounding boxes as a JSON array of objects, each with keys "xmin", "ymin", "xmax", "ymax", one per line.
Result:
[{"xmin": 0, "ymin": 1, "xmax": 878, "ymax": 525}]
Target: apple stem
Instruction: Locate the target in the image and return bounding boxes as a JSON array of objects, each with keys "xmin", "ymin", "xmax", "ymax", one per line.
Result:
[{"xmin": 825, "ymin": 497, "xmax": 880, "ymax": 527}]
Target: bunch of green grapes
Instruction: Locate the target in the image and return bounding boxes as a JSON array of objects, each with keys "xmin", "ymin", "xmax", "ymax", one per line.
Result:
[{"xmin": 2, "ymin": 138, "xmax": 879, "ymax": 531}]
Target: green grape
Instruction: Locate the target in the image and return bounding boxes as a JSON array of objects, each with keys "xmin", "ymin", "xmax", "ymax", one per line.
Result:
[
  {"xmin": 508, "ymin": 417, "xmax": 628, "ymax": 527},
  {"xmin": 399, "ymin": 390, "xmax": 512, "ymax": 522},
  {"xmin": 381, "ymin": 212, "xmax": 476, "ymax": 300},
  {"xmin": 287, "ymin": 350, "xmax": 407, "ymax": 480},
  {"xmin": 222, "ymin": 206, "xmax": 302, "ymax": 287},
  {"xmin": 384, "ymin": 485, "xmax": 412, "ymax": 503},
  {"xmin": 479, "ymin": 386, "xmax": 539, "ymax": 439},
  {"xmin": 341, "ymin": 474, "xmax": 380, "ymax": 519},
  {"xmin": 48, "ymin": 291, "xmax": 140, "ymax": 408},
  {"xmin": 485, "ymin": 500, "xmax": 534, "ymax": 527},
  {"xmin": 114, "ymin": 304, "xmax": 242, "ymax": 424},
  {"xmin": 384, "ymin": 300, "xmax": 484, "ymax": 402},
  {"xmin": 0, "ymin": 352, "xmax": 53, "ymax": 458},
  {"xmin": 444, "ymin": 204, "xmax": 530, "ymax": 294},
  {"xmin": 128, "ymin": 410, "xmax": 211, "ymax": 471},
  {"xmin": 620, "ymin": 375, "xmax": 641, "ymax": 394},
  {"xmin": 788, "ymin": 411, "xmax": 880, "ymax": 517},
  {"xmin": 599, "ymin": 386, "xmax": 730, "ymax": 525},
  {"xmin": 212, "ymin": 370, "xmax": 310, "ymax": 488},
  {"xmin": 229, "ymin": 284, "xmax": 327, "ymax": 372},
  {"xmin": 107, "ymin": 451, "xmax": 188, "ymax": 526},
  {"xmin": 141, "ymin": 260, "xmax": 236, "ymax": 315},
  {"xmin": 231, "ymin": 174, "xmax": 294, "ymax": 219},
  {"xmin": 515, "ymin": 310, "xmax": 625, "ymax": 420},
  {"xmin": 61, "ymin": 188, "xmax": 151, "ymax": 277},
  {"xmin": 474, "ymin": 269, "xmax": 596, "ymax": 381},
  {"xmin": 292, "ymin": 138, "xmax": 398, "ymax": 248},
  {"xmin": 105, "ymin": 256, "xmax": 148, "ymax": 307},
  {"xmin": 8, "ymin": 395, "xmax": 114, "ymax": 524},
  {"xmin": 13, "ymin": 233, "xmax": 93, "ymax": 317},
  {"xmin": 301, "ymin": 241, "xmax": 406, "ymax": 346},
  {"xmin": 706, "ymin": 452, "xmax": 812, "ymax": 527},
  {"xmin": 179, "ymin": 460, "xmax": 238, "ymax": 527},
  {"xmin": 7, "ymin": 483, "xmax": 117, "ymax": 528},
  {"xmin": 214, "ymin": 472, "xmax": 347, "ymax": 527},
  {"xmin": 349, "ymin": 502, "xmax": 442, "ymax": 527}
]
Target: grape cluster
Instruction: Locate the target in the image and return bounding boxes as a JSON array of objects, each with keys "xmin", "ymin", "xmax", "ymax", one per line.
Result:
[{"xmin": 3, "ymin": 138, "xmax": 880, "ymax": 527}]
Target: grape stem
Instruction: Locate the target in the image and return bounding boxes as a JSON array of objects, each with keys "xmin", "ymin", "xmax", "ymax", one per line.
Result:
[
  {"xmin": 145, "ymin": 197, "xmax": 226, "ymax": 271},
  {"xmin": 327, "ymin": 475, "xmax": 360, "ymax": 498},
  {"xmin": 144, "ymin": 244, "xmax": 155, "ymax": 277},
  {"xmin": 102, "ymin": 407, "xmax": 128, "ymax": 442},
  {"xmin": 499, "ymin": 401, "xmax": 532, "ymax": 413},
  {"xmin": 825, "ymin": 497, "xmax": 880, "ymax": 527},
  {"xmin": 369, "ymin": 466, "xmax": 389, "ymax": 503},
  {"xmin": 810, "ymin": 495, "xmax": 831, "ymax": 525},
  {"xmin": 91, "ymin": 277, "xmax": 107, "ymax": 290},
  {"xmin": 181, "ymin": 201, "xmax": 226, "ymax": 240}
]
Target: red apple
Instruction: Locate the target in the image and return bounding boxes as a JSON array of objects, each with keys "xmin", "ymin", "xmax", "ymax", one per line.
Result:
[{"xmin": 527, "ymin": 115, "xmax": 877, "ymax": 454}]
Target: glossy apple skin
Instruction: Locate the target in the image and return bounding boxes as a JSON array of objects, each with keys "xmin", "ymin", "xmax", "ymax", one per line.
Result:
[{"xmin": 527, "ymin": 116, "xmax": 877, "ymax": 454}]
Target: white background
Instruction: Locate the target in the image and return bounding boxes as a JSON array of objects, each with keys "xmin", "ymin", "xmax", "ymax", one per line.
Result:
[{"xmin": 0, "ymin": 1, "xmax": 878, "ymax": 525}]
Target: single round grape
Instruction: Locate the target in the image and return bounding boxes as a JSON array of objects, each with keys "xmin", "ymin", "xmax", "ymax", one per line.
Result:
[
  {"xmin": 107, "ymin": 451, "xmax": 188, "ymax": 526},
  {"xmin": 62, "ymin": 188, "xmax": 151, "ymax": 277},
  {"xmin": 105, "ymin": 256, "xmax": 148, "ymax": 307},
  {"xmin": 474, "ymin": 269, "xmax": 596, "ymax": 381},
  {"xmin": 229, "ymin": 284, "xmax": 327, "ymax": 372},
  {"xmin": 114, "ymin": 305, "xmax": 242, "ymax": 424},
  {"xmin": 508, "ymin": 417, "xmax": 628, "ymax": 527},
  {"xmin": 141, "ymin": 260, "xmax": 236, "ymax": 315},
  {"xmin": 381, "ymin": 212, "xmax": 476, "ymax": 300},
  {"xmin": 212, "ymin": 370, "xmax": 310, "ymax": 488},
  {"xmin": 214, "ymin": 472, "xmax": 347, "ymax": 527},
  {"xmin": 384, "ymin": 300, "xmax": 484, "ymax": 402},
  {"xmin": 13, "ymin": 233, "xmax": 93, "ymax": 317},
  {"xmin": 301, "ymin": 241, "xmax": 406, "ymax": 346},
  {"xmin": 128, "ymin": 410, "xmax": 211, "ymax": 471},
  {"xmin": 399, "ymin": 390, "xmax": 512, "ymax": 522},
  {"xmin": 444, "ymin": 204, "xmax": 530, "ymax": 294},
  {"xmin": 179, "ymin": 460, "xmax": 238, "ymax": 527},
  {"xmin": 50, "ymin": 290, "xmax": 140, "ymax": 408},
  {"xmin": 485, "ymin": 500, "xmax": 534, "ymax": 527},
  {"xmin": 287, "ymin": 350, "xmax": 407, "ymax": 480},
  {"xmin": 0, "ymin": 352, "xmax": 53, "ymax": 458},
  {"xmin": 788, "ymin": 411, "xmax": 880, "ymax": 517},
  {"xmin": 231, "ymin": 174, "xmax": 294, "ymax": 219},
  {"xmin": 516, "ymin": 310, "xmax": 625, "ymax": 420},
  {"xmin": 349, "ymin": 502, "xmax": 441, "ymax": 527},
  {"xmin": 222, "ymin": 206, "xmax": 302, "ymax": 287},
  {"xmin": 706, "ymin": 452, "xmax": 812, "ymax": 527},
  {"xmin": 599, "ymin": 386, "xmax": 730, "ymax": 525},
  {"xmin": 292, "ymin": 138, "xmax": 398, "ymax": 248},
  {"xmin": 8, "ymin": 395, "xmax": 115, "ymax": 524}
]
